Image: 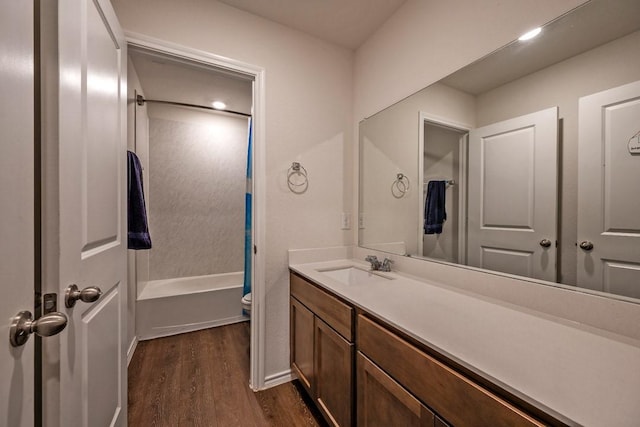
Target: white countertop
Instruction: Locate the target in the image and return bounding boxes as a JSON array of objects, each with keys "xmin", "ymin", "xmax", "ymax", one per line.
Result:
[{"xmin": 290, "ymin": 259, "xmax": 640, "ymax": 427}]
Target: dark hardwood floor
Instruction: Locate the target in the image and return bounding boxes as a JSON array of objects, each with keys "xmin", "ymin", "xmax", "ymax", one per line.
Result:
[{"xmin": 128, "ymin": 322, "xmax": 326, "ymax": 427}]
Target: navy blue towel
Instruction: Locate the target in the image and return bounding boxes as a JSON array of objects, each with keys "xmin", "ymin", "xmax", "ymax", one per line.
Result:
[
  {"xmin": 127, "ymin": 151, "xmax": 152, "ymax": 250},
  {"xmin": 424, "ymin": 180, "xmax": 447, "ymax": 234}
]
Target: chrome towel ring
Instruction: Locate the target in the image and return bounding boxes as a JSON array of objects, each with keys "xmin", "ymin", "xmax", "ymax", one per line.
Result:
[
  {"xmin": 391, "ymin": 173, "xmax": 410, "ymax": 198},
  {"xmin": 288, "ymin": 162, "xmax": 309, "ymax": 194}
]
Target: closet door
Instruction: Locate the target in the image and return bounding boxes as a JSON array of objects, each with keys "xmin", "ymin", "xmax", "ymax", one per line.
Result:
[
  {"xmin": 577, "ymin": 80, "xmax": 640, "ymax": 298},
  {"xmin": 467, "ymin": 107, "xmax": 558, "ymax": 282}
]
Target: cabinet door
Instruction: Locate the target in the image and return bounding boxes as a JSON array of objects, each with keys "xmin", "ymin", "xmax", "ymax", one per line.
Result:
[
  {"xmin": 291, "ymin": 297, "xmax": 315, "ymax": 394},
  {"xmin": 357, "ymin": 352, "xmax": 435, "ymax": 427},
  {"xmin": 315, "ymin": 318, "xmax": 354, "ymax": 427}
]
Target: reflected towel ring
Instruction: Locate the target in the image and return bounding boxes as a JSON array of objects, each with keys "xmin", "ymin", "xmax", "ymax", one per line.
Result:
[
  {"xmin": 629, "ymin": 129, "xmax": 640, "ymax": 154},
  {"xmin": 391, "ymin": 173, "xmax": 410, "ymax": 198},
  {"xmin": 287, "ymin": 162, "xmax": 309, "ymax": 194}
]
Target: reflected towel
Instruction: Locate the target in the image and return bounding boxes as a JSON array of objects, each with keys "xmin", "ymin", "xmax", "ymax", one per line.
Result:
[
  {"xmin": 127, "ymin": 150, "xmax": 152, "ymax": 250},
  {"xmin": 424, "ymin": 180, "xmax": 447, "ymax": 234}
]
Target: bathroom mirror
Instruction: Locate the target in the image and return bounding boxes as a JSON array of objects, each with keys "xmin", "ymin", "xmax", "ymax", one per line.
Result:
[{"xmin": 359, "ymin": 0, "xmax": 640, "ymax": 302}]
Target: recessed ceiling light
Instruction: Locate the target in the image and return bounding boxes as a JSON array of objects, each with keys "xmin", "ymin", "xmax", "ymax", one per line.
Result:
[
  {"xmin": 212, "ymin": 101, "xmax": 226, "ymax": 110},
  {"xmin": 518, "ymin": 27, "xmax": 542, "ymax": 41}
]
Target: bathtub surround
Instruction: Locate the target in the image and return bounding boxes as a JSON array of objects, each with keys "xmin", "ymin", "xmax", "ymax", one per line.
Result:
[{"xmin": 148, "ymin": 104, "xmax": 248, "ymax": 280}]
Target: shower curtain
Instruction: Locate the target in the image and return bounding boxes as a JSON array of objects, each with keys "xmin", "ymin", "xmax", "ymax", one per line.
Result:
[{"xmin": 243, "ymin": 118, "xmax": 252, "ymax": 299}]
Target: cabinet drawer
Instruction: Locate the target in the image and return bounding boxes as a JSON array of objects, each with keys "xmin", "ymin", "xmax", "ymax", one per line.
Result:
[
  {"xmin": 357, "ymin": 352, "xmax": 435, "ymax": 427},
  {"xmin": 357, "ymin": 315, "xmax": 545, "ymax": 427},
  {"xmin": 290, "ymin": 272, "xmax": 353, "ymax": 341}
]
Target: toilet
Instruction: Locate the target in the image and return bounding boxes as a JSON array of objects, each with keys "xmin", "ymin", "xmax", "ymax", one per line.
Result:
[{"xmin": 241, "ymin": 292, "xmax": 252, "ymax": 314}]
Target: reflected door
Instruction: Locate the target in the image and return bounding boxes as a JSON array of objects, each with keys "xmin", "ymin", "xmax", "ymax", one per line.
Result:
[
  {"xmin": 56, "ymin": 0, "xmax": 127, "ymax": 425},
  {"xmin": 467, "ymin": 107, "xmax": 558, "ymax": 282},
  {"xmin": 577, "ymin": 80, "xmax": 640, "ymax": 298}
]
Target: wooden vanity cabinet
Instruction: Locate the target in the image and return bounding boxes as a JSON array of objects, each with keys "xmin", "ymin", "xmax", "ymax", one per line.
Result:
[
  {"xmin": 290, "ymin": 272, "xmax": 354, "ymax": 426},
  {"xmin": 357, "ymin": 314, "xmax": 546, "ymax": 427},
  {"xmin": 290, "ymin": 270, "xmax": 558, "ymax": 427}
]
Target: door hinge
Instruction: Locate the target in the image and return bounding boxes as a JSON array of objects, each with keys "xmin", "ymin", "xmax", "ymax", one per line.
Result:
[{"xmin": 253, "ymin": 245, "xmax": 257, "ymax": 254}]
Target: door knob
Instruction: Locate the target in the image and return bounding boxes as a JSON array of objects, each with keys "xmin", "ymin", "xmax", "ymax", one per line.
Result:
[
  {"xmin": 10, "ymin": 311, "xmax": 68, "ymax": 347},
  {"xmin": 579, "ymin": 241, "xmax": 594, "ymax": 251},
  {"xmin": 65, "ymin": 284, "xmax": 102, "ymax": 308},
  {"xmin": 539, "ymin": 239, "xmax": 552, "ymax": 248}
]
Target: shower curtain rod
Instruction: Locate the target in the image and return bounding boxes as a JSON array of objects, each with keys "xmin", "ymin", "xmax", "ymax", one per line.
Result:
[{"xmin": 136, "ymin": 95, "xmax": 252, "ymax": 118}]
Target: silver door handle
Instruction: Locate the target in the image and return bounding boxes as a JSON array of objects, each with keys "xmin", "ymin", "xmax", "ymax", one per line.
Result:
[
  {"xmin": 539, "ymin": 239, "xmax": 552, "ymax": 248},
  {"xmin": 10, "ymin": 311, "xmax": 68, "ymax": 347},
  {"xmin": 65, "ymin": 284, "xmax": 102, "ymax": 308},
  {"xmin": 579, "ymin": 241, "xmax": 594, "ymax": 251}
]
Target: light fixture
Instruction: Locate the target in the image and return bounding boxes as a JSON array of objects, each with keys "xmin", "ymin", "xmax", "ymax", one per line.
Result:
[
  {"xmin": 518, "ymin": 27, "xmax": 542, "ymax": 41},
  {"xmin": 212, "ymin": 101, "xmax": 226, "ymax": 110}
]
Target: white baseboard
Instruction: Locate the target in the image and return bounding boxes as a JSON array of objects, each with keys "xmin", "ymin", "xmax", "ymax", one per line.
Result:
[
  {"xmin": 127, "ymin": 336, "xmax": 138, "ymax": 366},
  {"xmin": 262, "ymin": 369, "xmax": 293, "ymax": 389},
  {"xmin": 137, "ymin": 315, "xmax": 249, "ymax": 341}
]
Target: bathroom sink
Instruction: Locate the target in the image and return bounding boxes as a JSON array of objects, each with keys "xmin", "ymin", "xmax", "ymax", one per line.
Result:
[{"xmin": 317, "ymin": 266, "xmax": 393, "ymax": 286}]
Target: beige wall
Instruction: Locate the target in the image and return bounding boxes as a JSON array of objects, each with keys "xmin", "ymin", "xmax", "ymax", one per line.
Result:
[{"xmin": 113, "ymin": 0, "xmax": 354, "ymax": 380}]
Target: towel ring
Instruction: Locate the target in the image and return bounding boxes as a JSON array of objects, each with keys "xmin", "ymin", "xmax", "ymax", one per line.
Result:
[
  {"xmin": 287, "ymin": 162, "xmax": 308, "ymax": 194},
  {"xmin": 629, "ymin": 129, "xmax": 640, "ymax": 155},
  {"xmin": 391, "ymin": 173, "xmax": 410, "ymax": 199}
]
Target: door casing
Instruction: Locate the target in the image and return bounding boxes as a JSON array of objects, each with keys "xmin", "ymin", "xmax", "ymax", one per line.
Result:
[{"xmin": 124, "ymin": 32, "xmax": 268, "ymax": 390}]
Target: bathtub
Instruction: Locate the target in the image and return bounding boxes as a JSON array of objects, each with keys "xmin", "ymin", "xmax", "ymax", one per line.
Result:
[{"xmin": 136, "ymin": 271, "xmax": 248, "ymax": 340}]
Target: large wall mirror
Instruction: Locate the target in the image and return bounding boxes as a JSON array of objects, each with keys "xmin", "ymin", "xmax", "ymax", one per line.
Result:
[{"xmin": 359, "ymin": 0, "xmax": 640, "ymax": 302}]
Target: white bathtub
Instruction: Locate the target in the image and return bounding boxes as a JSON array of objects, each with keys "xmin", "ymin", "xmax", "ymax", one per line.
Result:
[{"xmin": 136, "ymin": 271, "xmax": 248, "ymax": 340}]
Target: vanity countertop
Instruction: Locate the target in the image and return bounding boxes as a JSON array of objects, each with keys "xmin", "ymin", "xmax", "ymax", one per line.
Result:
[{"xmin": 289, "ymin": 259, "xmax": 640, "ymax": 427}]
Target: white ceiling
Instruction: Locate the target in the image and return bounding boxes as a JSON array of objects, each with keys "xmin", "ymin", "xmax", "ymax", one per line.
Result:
[{"xmin": 217, "ymin": 0, "xmax": 408, "ymax": 49}]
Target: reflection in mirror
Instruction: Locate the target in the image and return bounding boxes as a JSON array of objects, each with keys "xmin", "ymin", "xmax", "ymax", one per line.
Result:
[{"xmin": 359, "ymin": 0, "xmax": 640, "ymax": 302}]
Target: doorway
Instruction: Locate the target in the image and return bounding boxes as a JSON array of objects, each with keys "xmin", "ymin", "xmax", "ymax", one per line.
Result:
[
  {"xmin": 125, "ymin": 35, "xmax": 266, "ymax": 390},
  {"xmin": 418, "ymin": 114, "xmax": 469, "ymax": 264}
]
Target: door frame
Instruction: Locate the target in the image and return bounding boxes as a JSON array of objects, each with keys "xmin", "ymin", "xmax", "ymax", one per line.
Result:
[
  {"xmin": 417, "ymin": 112, "xmax": 470, "ymax": 262},
  {"xmin": 124, "ymin": 32, "xmax": 268, "ymax": 390}
]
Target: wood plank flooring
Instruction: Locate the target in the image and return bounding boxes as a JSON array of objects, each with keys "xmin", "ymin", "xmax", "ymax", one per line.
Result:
[{"xmin": 128, "ymin": 322, "xmax": 326, "ymax": 427}]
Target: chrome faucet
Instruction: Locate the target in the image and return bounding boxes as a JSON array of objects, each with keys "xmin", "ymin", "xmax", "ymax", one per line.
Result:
[
  {"xmin": 365, "ymin": 255, "xmax": 393, "ymax": 272},
  {"xmin": 365, "ymin": 255, "xmax": 381, "ymax": 271},
  {"xmin": 380, "ymin": 258, "xmax": 394, "ymax": 272}
]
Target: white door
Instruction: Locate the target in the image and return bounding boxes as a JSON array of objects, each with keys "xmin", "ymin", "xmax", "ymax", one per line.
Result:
[
  {"xmin": 1, "ymin": 1, "xmax": 35, "ymax": 425},
  {"xmin": 577, "ymin": 81, "xmax": 640, "ymax": 298},
  {"xmin": 55, "ymin": 0, "xmax": 128, "ymax": 425},
  {"xmin": 467, "ymin": 107, "xmax": 558, "ymax": 282}
]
